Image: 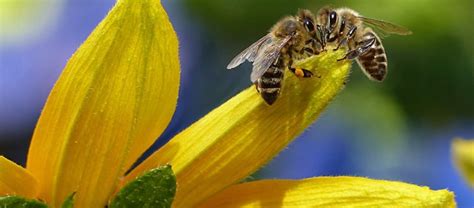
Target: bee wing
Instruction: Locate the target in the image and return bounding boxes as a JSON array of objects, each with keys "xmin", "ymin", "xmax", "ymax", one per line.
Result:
[
  {"xmin": 358, "ymin": 16, "xmax": 412, "ymax": 36},
  {"xmin": 227, "ymin": 34, "xmax": 272, "ymax": 69},
  {"xmin": 250, "ymin": 35, "xmax": 292, "ymax": 83}
]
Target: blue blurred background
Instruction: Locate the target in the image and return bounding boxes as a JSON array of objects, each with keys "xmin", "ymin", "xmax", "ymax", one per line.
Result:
[{"xmin": 0, "ymin": 0, "xmax": 473, "ymax": 206}]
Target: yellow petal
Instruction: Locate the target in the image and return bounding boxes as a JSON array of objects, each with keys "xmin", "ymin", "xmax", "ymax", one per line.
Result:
[
  {"xmin": 0, "ymin": 156, "xmax": 38, "ymax": 198},
  {"xmin": 199, "ymin": 176, "xmax": 456, "ymax": 208},
  {"xmin": 126, "ymin": 49, "xmax": 351, "ymax": 207},
  {"xmin": 452, "ymin": 138, "xmax": 474, "ymax": 187},
  {"xmin": 26, "ymin": 0, "xmax": 179, "ymax": 207}
]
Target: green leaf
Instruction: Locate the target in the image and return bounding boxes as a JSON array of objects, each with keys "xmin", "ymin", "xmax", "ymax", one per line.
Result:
[
  {"xmin": 0, "ymin": 196, "xmax": 48, "ymax": 208},
  {"xmin": 110, "ymin": 165, "xmax": 176, "ymax": 208},
  {"xmin": 60, "ymin": 192, "xmax": 75, "ymax": 208}
]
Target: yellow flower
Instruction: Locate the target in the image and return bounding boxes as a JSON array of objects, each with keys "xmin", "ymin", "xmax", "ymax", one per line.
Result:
[
  {"xmin": 0, "ymin": 0, "xmax": 455, "ymax": 207},
  {"xmin": 452, "ymin": 138, "xmax": 474, "ymax": 187}
]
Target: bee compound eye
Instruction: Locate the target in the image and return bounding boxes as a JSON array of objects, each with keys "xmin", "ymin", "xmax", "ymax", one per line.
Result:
[
  {"xmin": 304, "ymin": 19, "xmax": 315, "ymax": 32},
  {"xmin": 329, "ymin": 11, "xmax": 337, "ymax": 28}
]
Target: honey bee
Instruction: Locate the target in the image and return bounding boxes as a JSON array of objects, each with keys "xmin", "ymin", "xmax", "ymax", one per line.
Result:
[
  {"xmin": 316, "ymin": 6, "xmax": 412, "ymax": 81},
  {"xmin": 227, "ymin": 10, "xmax": 324, "ymax": 105}
]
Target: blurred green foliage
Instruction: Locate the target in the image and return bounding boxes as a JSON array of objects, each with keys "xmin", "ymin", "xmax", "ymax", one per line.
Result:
[
  {"xmin": 184, "ymin": 0, "xmax": 307, "ymax": 38},
  {"xmin": 184, "ymin": 0, "xmax": 474, "ymax": 124},
  {"xmin": 0, "ymin": 0, "xmax": 64, "ymax": 46}
]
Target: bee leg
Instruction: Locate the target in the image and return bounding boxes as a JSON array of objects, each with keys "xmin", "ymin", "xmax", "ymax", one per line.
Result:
[
  {"xmin": 288, "ymin": 59, "xmax": 313, "ymax": 78},
  {"xmin": 333, "ymin": 38, "xmax": 347, "ymax": 51},
  {"xmin": 304, "ymin": 46, "xmax": 318, "ymax": 56},
  {"xmin": 337, "ymin": 35, "xmax": 375, "ymax": 61},
  {"xmin": 303, "ymin": 40, "xmax": 318, "ymax": 55},
  {"xmin": 316, "ymin": 25, "xmax": 327, "ymax": 51},
  {"xmin": 334, "ymin": 26, "xmax": 357, "ymax": 51},
  {"xmin": 332, "ymin": 17, "xmax": 347, "ymax": 50},
  {"xmin": 289, "ymin": 67, "xmax": 314, "ymax": 78}
]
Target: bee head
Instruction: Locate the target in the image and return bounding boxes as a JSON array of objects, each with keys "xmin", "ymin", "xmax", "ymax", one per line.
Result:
[
  {"xmin": 316, "ymin": 6, "xmax": 333, "ymax": 29},
  {"xmin": 297, "ymin": 9, "xmax": 316, "ymax": 33},
  {"xmin": 273, "ymin": 17, "xmax": 299, "ymax": 38}
]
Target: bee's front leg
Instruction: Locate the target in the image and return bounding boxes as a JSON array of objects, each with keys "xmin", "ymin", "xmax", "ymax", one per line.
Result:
[
  {"xmin": 334, "ymin": 25, "xmax": 357, "ymax": 51},
  {"xmin": 333, "ymin": 38, "xmax": 347, "ymax": 51},
  {"xmin": 302, "ymin": 39, "xmax": 318, "ymax": 56},
  {"xmin": 316, "ymin": 25, "xmax": 327, "ymax": 51},
  {"xmin": 337, "ymin": 35, "xmax": 375, "ymax": 61}
]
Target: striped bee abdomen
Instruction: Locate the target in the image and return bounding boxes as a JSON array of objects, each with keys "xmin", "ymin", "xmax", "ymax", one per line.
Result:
[
  {"xmin": 256, "ymin": 65, "xmax": 285, "ymax": 105},
  {"xmin": 356, "ymin": 32, "xmax": 388, "ymax": 81}
]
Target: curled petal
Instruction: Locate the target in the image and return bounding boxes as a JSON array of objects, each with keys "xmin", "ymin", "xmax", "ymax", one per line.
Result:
[{"xmin": 127, "ymin": 50, "xmax": 351, "ymax": 207}]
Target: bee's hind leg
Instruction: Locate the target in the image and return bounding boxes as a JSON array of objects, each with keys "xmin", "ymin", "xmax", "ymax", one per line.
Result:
[
  {"xmin": 337, "ymin": 35, "xmax": 375, "ymax": 61},
  {"xmin": 288, "ymin": 59, "xmax": 316, "ymax": 78},
  {"xmin": 289, "ymin": 67, "xmax": 314, "ymax": 78}
]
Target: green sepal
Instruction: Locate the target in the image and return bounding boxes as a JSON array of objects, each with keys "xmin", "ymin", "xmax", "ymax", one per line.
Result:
[
  {"xmin": 60, "ymin": 192, "xmax": 75, "ymax": 208},
  {"xmin": 109, "ymin": 165, "xmax": 176, "ymax": 208},
  {"xmin": 0, "ymin": 196, "xmax": 48, "ymax": 208}
]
